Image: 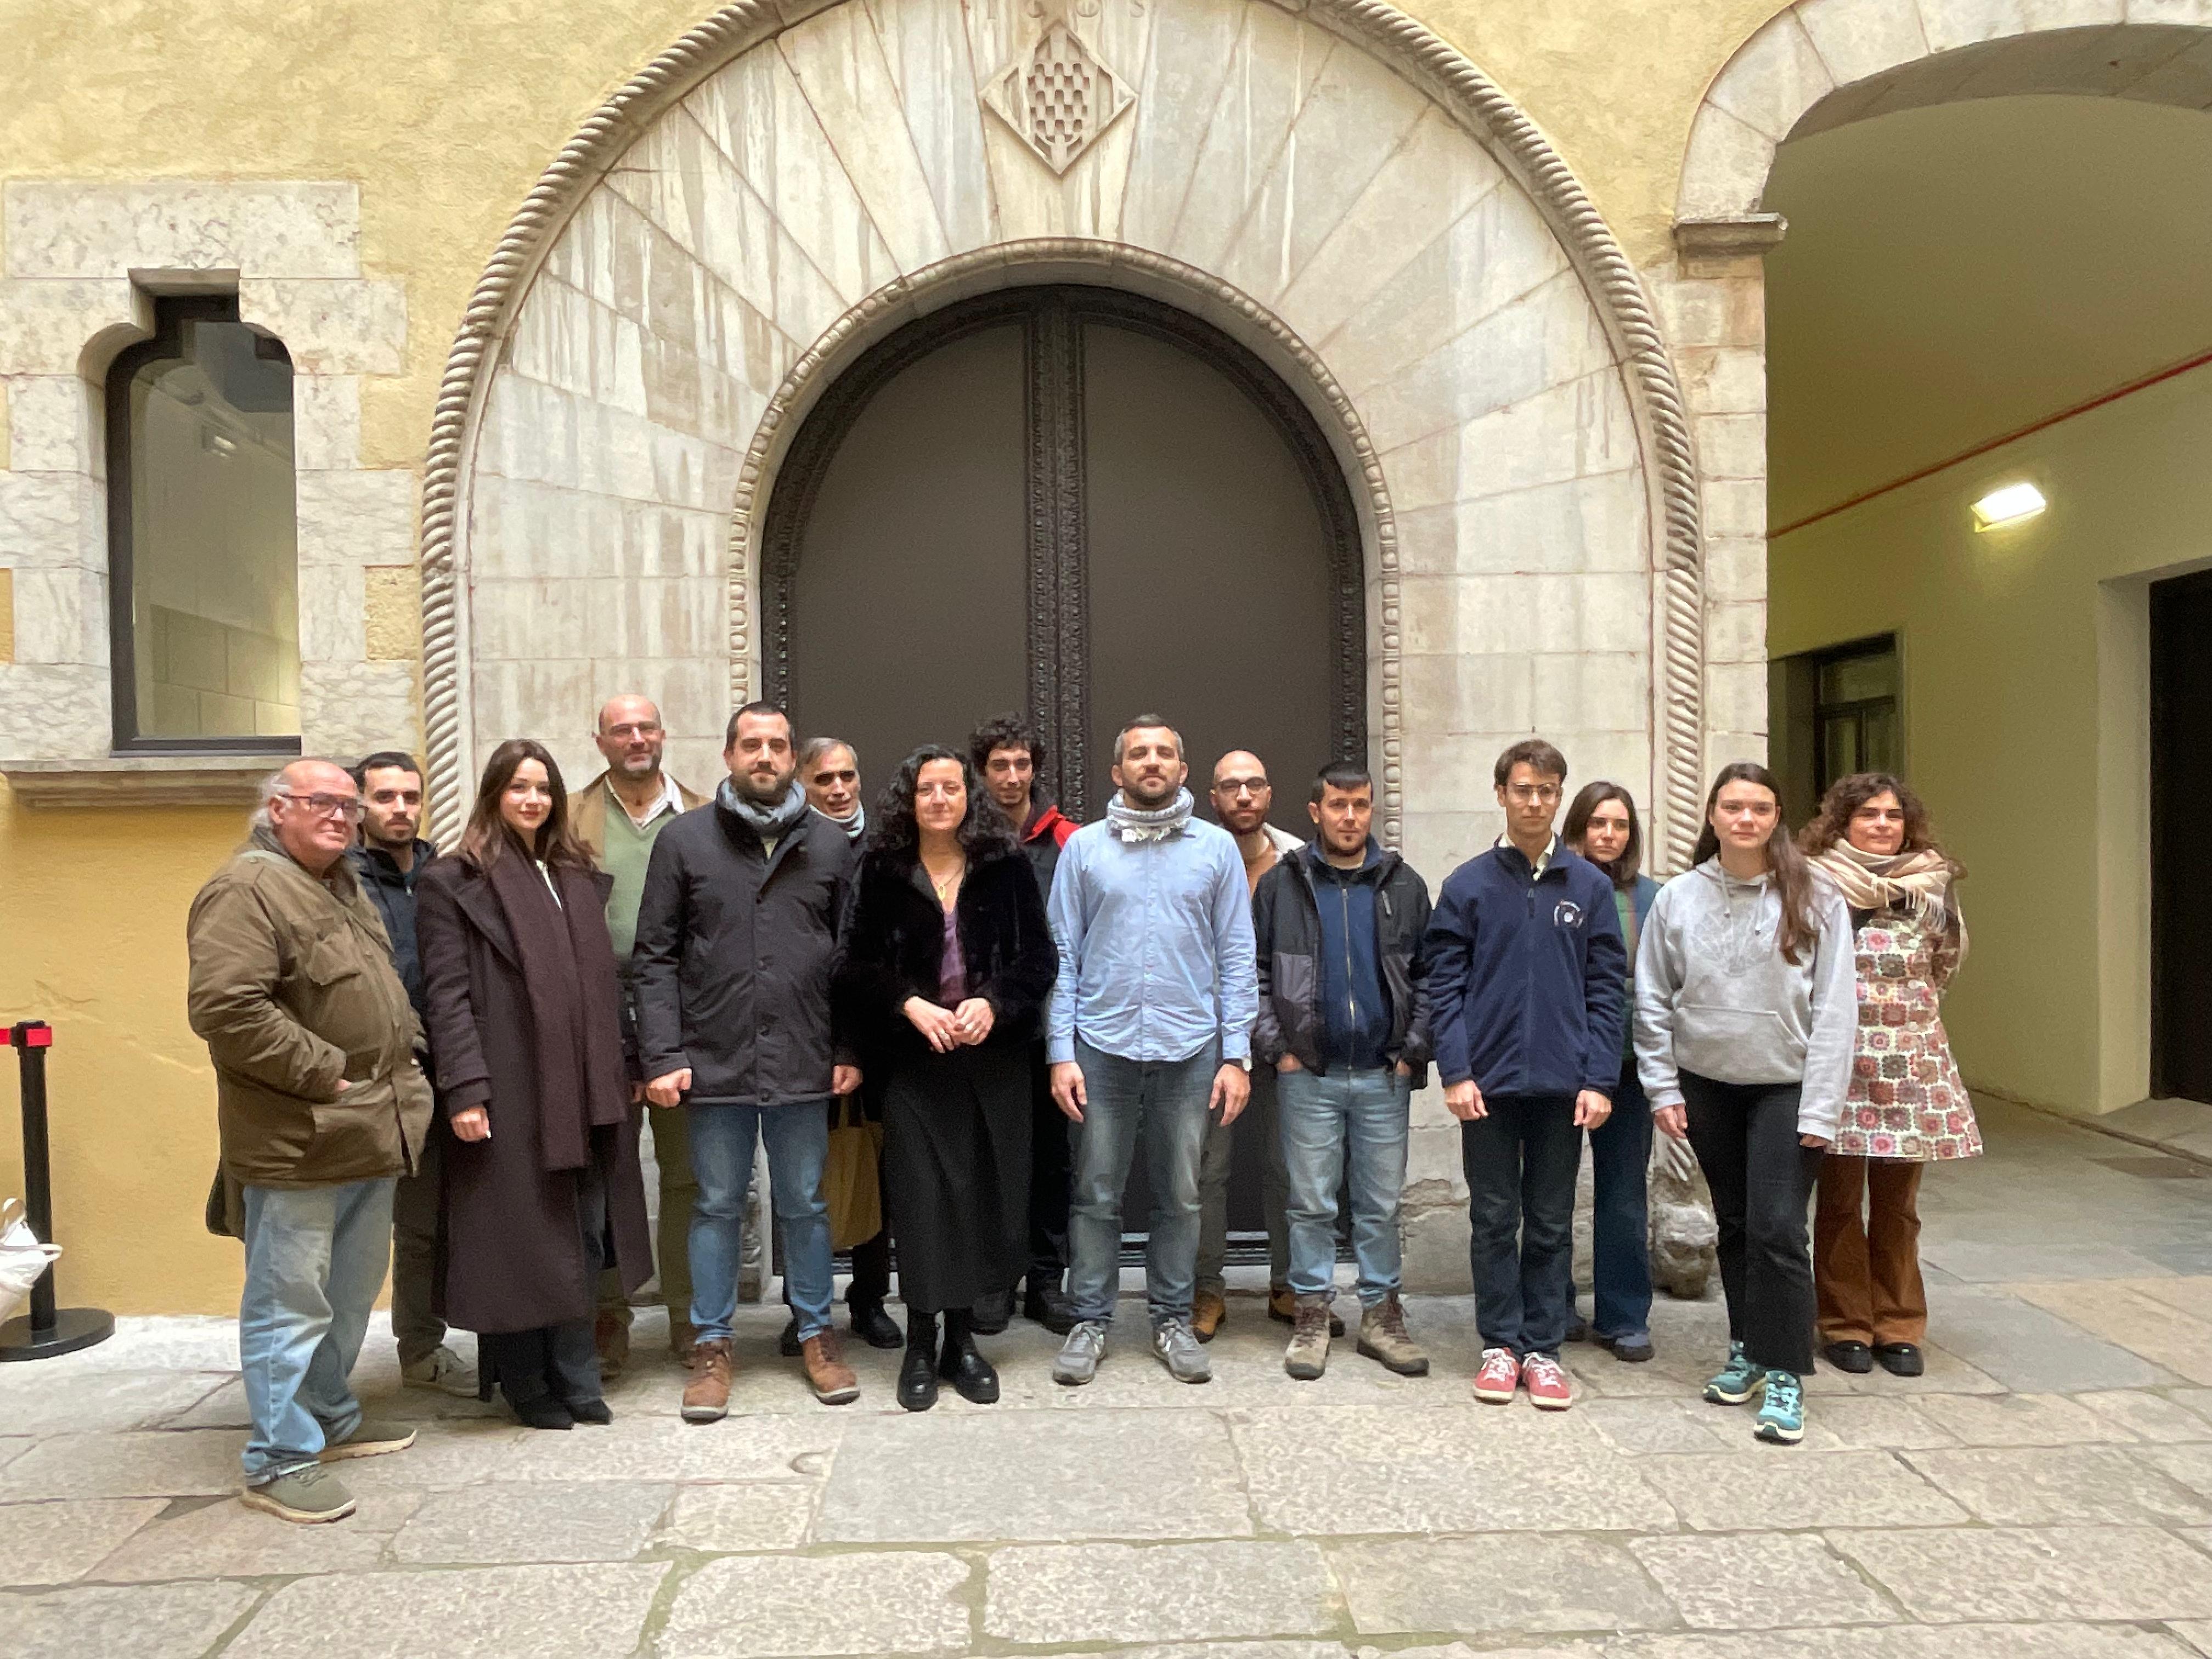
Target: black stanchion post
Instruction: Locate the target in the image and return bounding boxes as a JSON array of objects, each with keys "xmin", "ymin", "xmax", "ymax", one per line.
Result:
[{"xmin": 2, "ymin": 1021, "xmax": 115, "ymax": 1361}]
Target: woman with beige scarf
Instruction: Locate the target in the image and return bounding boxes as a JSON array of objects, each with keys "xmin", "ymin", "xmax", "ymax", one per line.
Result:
[{"xmin": 1799, "ymin": 772, "xmax": 1981, "ymax": 1378}]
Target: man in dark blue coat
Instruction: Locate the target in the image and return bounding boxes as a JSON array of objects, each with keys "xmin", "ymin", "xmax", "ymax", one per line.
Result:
[{"xmin": 1421, "ymin": 738, "xmax": 1626, "ymax": 1410}]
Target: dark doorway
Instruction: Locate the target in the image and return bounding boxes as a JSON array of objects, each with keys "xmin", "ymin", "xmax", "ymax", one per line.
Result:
[
  {"xmin": 2151, "ymin": 569, "xmax": 2212, "ymax": 1103},
  {"xmin": 765, "ymin": 284, "xmax": 1367, "ymax": 1253}
]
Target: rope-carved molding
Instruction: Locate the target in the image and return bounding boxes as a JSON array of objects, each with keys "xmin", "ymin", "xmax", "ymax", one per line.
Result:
[{"xmin": 417, "ymin": 0, "xmax": 1707, "ymax": 863}]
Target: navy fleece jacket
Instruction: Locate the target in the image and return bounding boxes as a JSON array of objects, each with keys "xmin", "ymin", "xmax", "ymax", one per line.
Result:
[{"xmin": 1420, "ymin": 840, "xmax": 1628, "ymax": 1098}]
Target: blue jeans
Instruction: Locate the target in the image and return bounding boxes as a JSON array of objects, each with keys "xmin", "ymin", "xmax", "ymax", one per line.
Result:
[
  {"xmin": 1460, "ymin": 1093, "xmax": 1580, "ymax": 1357},
  {"xmin": 1279, "ymin": 1065, "xmax": 1412, "ymax": 1304},
  {"xmin": 1067, "ymin": 1038, "xmax": 1216, "ymax": 1327},
  {"xmin": 238, "ymin": 1177, "xmax": 394, "ymax": 1485},
  {"xmin": 688, "ymin": 1103, "xmax": 832, "ymax": 1344},
  {"xmin": 1587, "ymin": 1061, "xmax": 1654, "ymax": 1342}
]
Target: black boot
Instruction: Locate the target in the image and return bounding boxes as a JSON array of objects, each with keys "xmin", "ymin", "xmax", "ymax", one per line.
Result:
[
  {"xmin": 849, "ymin": 1299, "xmax": 904, "ymax": 1350},
  {"xmin": 898, "ymin": 1313, "xmax": 940, "ymax": 1413},
  {"xmin": 778, "ymin": 1314, "xmax": 802, "ymax": 1358},
  {"xmin": 1022, "ymin": 1277, "xmax": 1077, "ymax": 1335},
  {"xmin": 970, "ymin": 1288, "xmax": 1014, "ymax": 1336},
  {"xmin": 506, "ymin": 1390, "xmax": 574, "ymax": 1431},
  {"xmin": 939, "ymin": 1310, "xmax": 1000, "ymax": 1405}
]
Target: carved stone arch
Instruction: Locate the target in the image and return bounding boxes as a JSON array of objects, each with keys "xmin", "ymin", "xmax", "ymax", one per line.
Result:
[{"xmin": 424, "ymin": 0, "xmax": 1709, "ymax": 867}]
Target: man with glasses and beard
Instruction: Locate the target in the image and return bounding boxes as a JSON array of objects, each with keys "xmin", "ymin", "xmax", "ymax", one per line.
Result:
[{"xmin": 573, "ymin": 695, "xmax": 707, "ymax": 1372}]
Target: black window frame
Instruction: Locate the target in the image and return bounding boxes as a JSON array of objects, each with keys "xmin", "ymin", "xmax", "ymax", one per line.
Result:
[
  {"xmin": 1808, "ymin": 631, "xmax": 1901, "ymax": 798},
  {"xmin": 104, "ymin": 292, "xmax": 303, "ymax": 757}
]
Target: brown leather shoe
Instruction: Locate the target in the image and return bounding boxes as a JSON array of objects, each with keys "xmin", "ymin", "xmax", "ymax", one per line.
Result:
[
  {"xmin": 680, "ymin": 1338, "xmax": 732, "ymax": 1423},
  {"xmin": 800, "ymin": 1330, "xmax": 860, "ymax": 1404},
  {"xmin": 1191, "ymin": 1288, "xmax": 1227, "ymax": 1343},
  {"xmin": 595, "ymin": 1310, "xmax": 631, "ymax": 1381},
  {"xmin": 1270, "ymin": 1282, "xmax": 1344, "ymax": 1336},
  {"xmin": 668, "ymin": 1318, "xmax": 697, "ymax": 1363}
]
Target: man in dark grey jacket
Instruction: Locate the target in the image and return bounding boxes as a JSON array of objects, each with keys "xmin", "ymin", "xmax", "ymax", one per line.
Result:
[
  {"xmin": 634, "ymin": 703, "xmax": 862, "ymax": 1418},
  {"xmin": 1252, "ymin": 761, "xmax": 1434, "ymax": 1381}
]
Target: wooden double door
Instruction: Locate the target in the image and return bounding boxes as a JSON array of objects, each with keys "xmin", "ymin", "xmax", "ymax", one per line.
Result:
[{"xmin": 766, "ymin": 284, "xmax": 1367, "ymax": 1250}]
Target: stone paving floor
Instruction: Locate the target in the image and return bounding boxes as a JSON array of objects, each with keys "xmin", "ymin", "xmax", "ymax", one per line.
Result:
[{"xmin": 12, "ymin": 1094, "xmax": 2212, "ymax": 1656}]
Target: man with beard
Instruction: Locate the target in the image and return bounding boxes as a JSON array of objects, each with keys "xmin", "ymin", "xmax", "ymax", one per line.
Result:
[
  {"xmin": 1188, "ymin": 751, "xmax": 1311, "ymax": 1342},
  {"xmin": 1046, "ymin": 716, "xmax": 1256, "ymax": 1388},
  {"xmin": 969, "ymin": 713, "xmax": 1079, "ymax": 1334},
  {"xmin": 635, "ymin": 703, "xmax": 865, "ymax": 1414},
  {"xmin": 574, "ymin": 695, "xmax": 707, "ymax": 1372},
  {"xmin": 348, "ymin": 750, "xmax": 477, "ymax": 1397}
]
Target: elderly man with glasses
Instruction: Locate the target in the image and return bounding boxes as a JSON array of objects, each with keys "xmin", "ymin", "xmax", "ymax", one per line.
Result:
[{"xmin": 187, "ymin": 759, "xmax": 435, "ymax": 1523}]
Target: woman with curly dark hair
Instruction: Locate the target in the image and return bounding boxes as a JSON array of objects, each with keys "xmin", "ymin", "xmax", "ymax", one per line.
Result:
[
  {"xmin": 834, "ymin": 746, "xmax": 1059, "ymax": 1410},
  {"xmin": 1799, "ymin": 771, "xmax": 1979, "ymax": 1380}
]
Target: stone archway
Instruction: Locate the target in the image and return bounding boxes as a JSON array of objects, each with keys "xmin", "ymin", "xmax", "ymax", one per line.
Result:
[
  {"xmin": 1664, "ymin": 2, "xmax": 2212, "ymax": 769},
  {"xmin": 424, "ymin": 0, "xmax": 1708, "ymax": 881}
]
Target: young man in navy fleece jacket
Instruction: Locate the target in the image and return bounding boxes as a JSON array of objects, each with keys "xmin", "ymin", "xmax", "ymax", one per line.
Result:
[{"xmin": 1422, "ymin": 738, "xmax": 1627, "ymax": 1410}]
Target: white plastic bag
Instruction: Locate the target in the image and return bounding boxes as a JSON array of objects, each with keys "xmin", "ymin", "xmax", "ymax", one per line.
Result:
[{"xmin": 0, "ymin": 1198, "xmax": 63, "ymax": 1325}]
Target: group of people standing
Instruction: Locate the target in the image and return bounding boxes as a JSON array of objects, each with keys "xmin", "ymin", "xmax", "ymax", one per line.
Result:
[{"xmin": 185, "ymin": 690, "xmax": 1978, "ymax": 1524}]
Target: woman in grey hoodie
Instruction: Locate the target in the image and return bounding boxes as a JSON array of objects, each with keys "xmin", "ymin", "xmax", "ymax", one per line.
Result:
[{"xmin": 1634, "ymin": 762, "xmax": 1855, "ymax": 1444}]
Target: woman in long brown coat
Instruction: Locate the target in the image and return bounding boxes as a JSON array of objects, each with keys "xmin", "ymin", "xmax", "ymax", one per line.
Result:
[{"xmin": 417, "ymin": 738, "xmax": 651, "ymax": 1428}]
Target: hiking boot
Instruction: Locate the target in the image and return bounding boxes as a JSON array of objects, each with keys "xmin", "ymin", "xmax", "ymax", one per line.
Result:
[
  {"xmin": 1192, "ymin": 1286, "xmax": 1227, "ymax": 1342},
  {"xmin": 1755, "ymin": 1368, "xmax": 1807, "ymax": 1444},
  {"xmin": 595, "ymin": 1309, "xmax": 630, "ymax": 1380},
  {"xmin": 1152, "ymin": 1318, "xmax": 1212, "ymax": 1384},
  {"xmin": 400, "ymin": 1344, "xmax": 479, "ymax": 1398},
  {"xmin": 1356, "ymin": 1293, "xmax": 1430, "ymax": 1376},
  {"xmin": 1270, "ymin": 1282, "xmax": 1344, "ymax": 1335},
  {"xmin": 241, "ymin": 1464, "xmax": 356, "ymax": 1525},
  {"xmin": 1705, "ymin": 1340, "xmax": 1764, "ymax": 1405},
  {"xmin": 318, "ymin": 1418, "xmax": 416, "ymax": 1462},
  {"xmin": 1522, "ymin": 1352, "xmax": 1572, "ymax": 1410},
  {"xmin": 1474, "ymin": 1345, "xmax": 1520, "ymax": 1403},
  {"xmin": 681, "ymin": 1337, "xmax": 733, "ymax": 1423},
  {"xmin": 668, "ymin": 1318, "xmax": 698, "ymax": 1362},
  {"xmin": 1284, "ymin": 1295, "xmax": 1332, "ymax": 1380},
  {"xmin": 1053, "ymin": 1319, "xmax": 1108, "ymax": 1386},
  {"xmin": 802, "ymin": 1331, "xmax": 860, "ymax": 1404}
]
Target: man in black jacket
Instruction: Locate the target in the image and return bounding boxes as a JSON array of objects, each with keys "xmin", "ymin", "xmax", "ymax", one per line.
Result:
[
  {"xmin": 347, "ymin": 751, "xmax": 475, "ymax": 1398},
  {"xmin": 635, "ymin": 703, "xmax": 864, "ymax": 1418},
  {"xmin": 1252, "ymin": 761, "xmax": 1434, "ymax": 1381}
]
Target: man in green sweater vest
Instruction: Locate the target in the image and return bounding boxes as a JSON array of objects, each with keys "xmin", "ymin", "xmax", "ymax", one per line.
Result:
[{"xmin": 575, "ymin": 694, "xmax": 707, "ymax": 1370}]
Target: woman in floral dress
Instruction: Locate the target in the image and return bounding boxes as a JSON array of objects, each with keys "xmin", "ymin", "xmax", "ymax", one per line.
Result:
[{"xmin": 1801, "ymin": 772, "xmax": 1980, "ymax": 1378}]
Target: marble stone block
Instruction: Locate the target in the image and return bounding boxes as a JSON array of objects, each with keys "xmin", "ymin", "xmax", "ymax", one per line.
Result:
[
  {"xmin": 239, "ymin": 278, "xmax": 406, "ymax": 376},
  {"xmin": 0, "ymin": 278, "xmax": 143, "ymax": 375},
  {"xmin": 295, "ymin": 468, "xmax": 416, "ymax": 569},
  {"xmin": 4, "ymin": 180, "xmax": 360, "ymax": 280},
  {"xmin": 292, "ymin": 374, "xmax": 361, "ymax": 469},
  {"xmin": 4, "ymin": 373, "xmax": 97, "ymax": 474},
  {"xmin": 1707, "ymin": 10, "xmax": 1836, "ymax": 140}
]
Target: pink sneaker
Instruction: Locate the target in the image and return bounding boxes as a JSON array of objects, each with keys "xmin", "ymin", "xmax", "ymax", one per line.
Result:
[
  {"xmin": 1474, "ymin": 1346, "xmax": 1520, "ymax": 1403},
  {"xmin": 1523, "ymin": 1352, "xmax": 1572, "ymax": 1410}
]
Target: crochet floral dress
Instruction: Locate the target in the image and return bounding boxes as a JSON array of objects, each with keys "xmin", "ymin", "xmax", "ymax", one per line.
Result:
[{"xmin": 1834, "ymin": 906, "xmax": 1983, "ymax": 1162}]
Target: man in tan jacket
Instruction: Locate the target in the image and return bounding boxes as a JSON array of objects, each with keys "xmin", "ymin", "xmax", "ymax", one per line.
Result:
[
  {"xmin": 188, "ymin": 759, "xmax": 433, "ymax": 1525},
  {"xmin": 574, "ymin": 694, "xmax": 707, "ymax": 1368}
]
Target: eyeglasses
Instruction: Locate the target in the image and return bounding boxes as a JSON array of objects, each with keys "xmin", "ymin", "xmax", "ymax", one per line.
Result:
[
  {"xmin": 1505, "ymin": 785, "xmax": 1561, "ymax": 804},
  {"xmin": 603, "ymin": 723, "xmax": 662, "ymax": 739},
  {"xmin": 279, "ymin": 792, "xmax": 363, "ymax": 821},
  {"xmin": 1216, "ymin": 778, "xmax": 1268, "ymax": 797}
]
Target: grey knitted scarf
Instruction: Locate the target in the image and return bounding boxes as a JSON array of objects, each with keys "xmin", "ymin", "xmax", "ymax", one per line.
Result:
[{"xmin": 1105, "ymin": 787, "xmax": 1195, "ymax": 843}]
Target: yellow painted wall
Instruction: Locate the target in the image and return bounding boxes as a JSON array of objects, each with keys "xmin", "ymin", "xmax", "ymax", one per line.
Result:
[
  {"xmin": 0, "ymin": 786, "xmax": 255, "ymax": 1314},
  {"xmin": 0, "ymin": 0, "xmax": 1784, "ymax": 1311},
  {"xmin": 1768, "ymin": 365, "xmax": 2212, "ymax": 1117}
]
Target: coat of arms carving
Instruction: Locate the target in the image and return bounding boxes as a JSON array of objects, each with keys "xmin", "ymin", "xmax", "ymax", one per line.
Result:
[{"xmin": 981, "ymin": 18, "xmax": 1137, "ymax": 175}]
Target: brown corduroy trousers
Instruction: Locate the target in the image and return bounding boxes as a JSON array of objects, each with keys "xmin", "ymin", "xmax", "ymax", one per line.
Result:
[{"xmin": 1814, "ymin": 1155, "xmax": 1928, "ymax": 1347}]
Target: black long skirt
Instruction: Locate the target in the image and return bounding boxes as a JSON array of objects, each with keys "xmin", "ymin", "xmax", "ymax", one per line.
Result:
[{"xmin": 882, "ymin": 1043, "xmax": 1031, "ymax": 1314}]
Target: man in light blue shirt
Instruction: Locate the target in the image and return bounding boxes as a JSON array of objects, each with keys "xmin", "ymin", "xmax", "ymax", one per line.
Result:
[{"xmin": 1046, "ymin": 715, "xmax": 1257, "ymax": 1386}]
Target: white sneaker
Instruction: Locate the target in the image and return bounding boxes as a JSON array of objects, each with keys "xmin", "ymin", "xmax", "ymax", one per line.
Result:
[{"xmin": 401, "ymin": 1344, "xmax": 480, "ymax": 1398}]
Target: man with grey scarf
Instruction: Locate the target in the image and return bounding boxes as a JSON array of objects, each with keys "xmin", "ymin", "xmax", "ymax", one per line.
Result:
[
  {"xmin": 634, "ymin": 703, "xmax": 865, "ymax": 1417},
  {"xmin": 1046, "ymin": 716, "xmax": 1258, "ymax": 1387}
]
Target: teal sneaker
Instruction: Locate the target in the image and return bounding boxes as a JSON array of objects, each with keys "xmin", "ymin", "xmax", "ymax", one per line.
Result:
[
  {"xmin": 1703, "ymin": 1340, "xmax": 1763, "ymax": 1405},
  {"xmin": 1754, "ymin": 1369, "xmax": 1805, "ymax": 1444}
]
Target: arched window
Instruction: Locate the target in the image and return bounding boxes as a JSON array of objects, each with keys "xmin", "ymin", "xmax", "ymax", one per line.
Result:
[{"xmin": 105, "ymin": 295, "xmax": 300, "ymax": 751}]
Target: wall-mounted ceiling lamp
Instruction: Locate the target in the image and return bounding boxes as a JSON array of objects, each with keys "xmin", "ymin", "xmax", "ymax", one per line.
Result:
[{"xmin": 1971, "ymin": 481, "xmax": 2046, "ymax": 532}]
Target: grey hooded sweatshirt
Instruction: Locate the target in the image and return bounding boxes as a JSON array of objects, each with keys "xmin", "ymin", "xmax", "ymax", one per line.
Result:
[{"xmin": 1632, "ymin": 858, "xmax": 1857, "ymax": 1141}]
